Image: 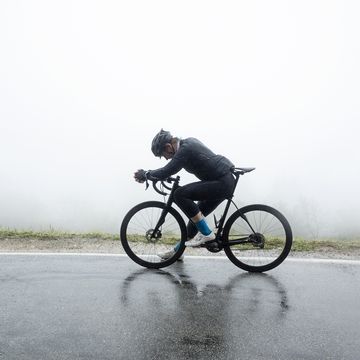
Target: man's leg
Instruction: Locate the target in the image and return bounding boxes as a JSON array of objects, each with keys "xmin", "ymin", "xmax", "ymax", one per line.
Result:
[
  {"xmin": 174, "ymin": 174, "xmax": 234, "ymax": 248},
  {"xmin": 186, "ymin": 199, "xmax": 224, "ymax": 239}
]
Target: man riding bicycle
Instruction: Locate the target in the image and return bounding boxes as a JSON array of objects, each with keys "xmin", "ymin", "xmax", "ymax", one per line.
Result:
[{"xmin": 134, "ymin": 129, "xmax": 235, "ymax": 260}]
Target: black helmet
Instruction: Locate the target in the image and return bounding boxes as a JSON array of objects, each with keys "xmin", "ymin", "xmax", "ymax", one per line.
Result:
[{"xmin": 151, "ymin": 129, "xmax": 172, "ymax": 157}]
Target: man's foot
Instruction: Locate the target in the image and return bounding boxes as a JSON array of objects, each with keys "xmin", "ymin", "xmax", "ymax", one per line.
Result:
[
  {"xmin": 157, "ymin": 249, "xmax": 184, "ymax": 261},
  {"xmin": 185, "ymin": 232, "xmax": 215, "ymax": 247}
]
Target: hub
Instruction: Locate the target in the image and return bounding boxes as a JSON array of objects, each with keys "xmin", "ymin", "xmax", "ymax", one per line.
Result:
[
  {"xmin": 145, "ymin": 229, "xmax": 162, "ymax": 243},
  {"xmin": 249, "ymin": 233, "xmax": 265, "ymax": 248}
]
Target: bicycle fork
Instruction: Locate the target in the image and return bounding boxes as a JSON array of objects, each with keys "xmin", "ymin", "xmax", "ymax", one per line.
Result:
[
  {"xmin": 147, "ymin": 207, "xmax": 169, "ymax": 241},
  {"xmin": 148, "ymin": 181, "xmax": 179, "ymax": 240}
]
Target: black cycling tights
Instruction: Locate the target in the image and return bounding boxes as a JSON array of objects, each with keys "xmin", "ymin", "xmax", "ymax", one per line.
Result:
[{"xmin": 173, "ymin": 173, "xmax": 235, "ymax": 239}]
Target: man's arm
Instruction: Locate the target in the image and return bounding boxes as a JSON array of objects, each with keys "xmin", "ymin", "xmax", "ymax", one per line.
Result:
[{"xmin": 149, "ymin": 151, "xmax": 185, "ymax": 179}]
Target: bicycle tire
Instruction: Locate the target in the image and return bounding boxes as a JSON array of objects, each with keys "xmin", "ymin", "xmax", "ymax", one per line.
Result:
[
  {"xmin": 120, "ymin": 201, "xmax": 187, "ymax": 269},
  {"xmin": 223, "ymin": 204, "xmax": 292, "ymax": 272}
]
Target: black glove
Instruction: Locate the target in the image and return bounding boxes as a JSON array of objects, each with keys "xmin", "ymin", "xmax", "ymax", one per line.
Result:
[{"xmin": 134, "ymin": 169, "xmax": 148, "ymax": 183}]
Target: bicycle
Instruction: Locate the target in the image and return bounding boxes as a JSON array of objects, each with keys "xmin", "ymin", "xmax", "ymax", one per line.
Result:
[{"xmin": 120, "ymin": 167, "xmax": 293, "ymax": 272}]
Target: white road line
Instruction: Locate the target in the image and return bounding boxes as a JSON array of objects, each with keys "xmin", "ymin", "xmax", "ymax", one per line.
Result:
[
  {"xmin": 0, "ymin": 252, "xmax": 128, "ymax": 257},
  {"xmin": 0, "ymin": 252, "xmax": 360, "ymax": 265}
]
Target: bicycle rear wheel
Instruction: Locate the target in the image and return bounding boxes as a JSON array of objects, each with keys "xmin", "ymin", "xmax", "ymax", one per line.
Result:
[
  {"xmin": 223, "ymin": 204, "xmax": 292, "ymax": 272},
  {"xmin": 120, "ymin": 201, "xmax": 187, "ymax": 269}
]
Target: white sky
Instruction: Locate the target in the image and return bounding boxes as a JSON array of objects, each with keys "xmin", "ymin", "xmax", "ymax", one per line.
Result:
[{"xmin": 1, "ymin": 0, "xmax": 359, "ymax": 237}]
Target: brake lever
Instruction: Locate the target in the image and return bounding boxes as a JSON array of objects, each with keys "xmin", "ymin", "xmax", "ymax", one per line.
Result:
[
  {"xmin": 152, "ymin": 181, "xmax": 167, "ymax": 196},
  {"xmin": 161, "ymin": 180, "xmax": 172, "ymax": 191},
  {"xmin": 144, "ymin": 174, "xmax": 172, "ymax": 196}
]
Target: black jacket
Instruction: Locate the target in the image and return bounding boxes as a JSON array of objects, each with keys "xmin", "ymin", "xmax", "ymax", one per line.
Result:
[{"xmin": 149, "ymin": 137, "xmax": 234, "ymax": 181}]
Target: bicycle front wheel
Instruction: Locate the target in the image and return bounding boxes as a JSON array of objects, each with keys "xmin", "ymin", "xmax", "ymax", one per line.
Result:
[
  {"xmin": 223, "ymin": 204, "xmax": 292, "ymax": 272},
  {"xmin": 120, "ymin": 201, "xmax": 187, "ymax": 269}
]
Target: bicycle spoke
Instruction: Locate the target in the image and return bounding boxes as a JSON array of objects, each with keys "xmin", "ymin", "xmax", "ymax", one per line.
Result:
[
  {"xmin": 121, "ymin": 202, "xmax": 186, "ymax": 267},
  {"xmin": 224, "ymin": 205, "xmax": 292, "ymax": 272}
]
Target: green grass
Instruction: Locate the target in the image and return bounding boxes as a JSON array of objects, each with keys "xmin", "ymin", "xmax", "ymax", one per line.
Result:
[
  {"xmin": 126, "ymin": 233, "xmax": 180, "ymax": 245},
  {"xmin": 0, "ymin": 228, "xmax": 119, "ymax": 241},
  {"xmin": 0, "ymin": 228, "xmax": 180, "ymax": 245},
  {"xmin": 292, "ymin": 237, "xmax": 360, "ymax": 252},
  {"xmin": 1, "ymin": 228, "xmax": 360, "ymax": 252},
  {"xmin": 229, "ymin": 237, "xmax": 360, "ymax": 252}
]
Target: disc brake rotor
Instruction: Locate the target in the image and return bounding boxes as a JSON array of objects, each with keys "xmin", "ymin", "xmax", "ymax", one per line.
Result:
[
  {"xmin": 249, "ymin": 233, "xmax": 265, "ymax": 248},
  {"xmin": 145, "ymin": 229, "xmax": 161, "ymax": 243}
]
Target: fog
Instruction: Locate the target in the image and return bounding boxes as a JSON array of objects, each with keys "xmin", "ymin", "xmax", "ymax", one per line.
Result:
[{"xmin": 1, "ymin": 1, "xmax": 359, "ymax": 238}]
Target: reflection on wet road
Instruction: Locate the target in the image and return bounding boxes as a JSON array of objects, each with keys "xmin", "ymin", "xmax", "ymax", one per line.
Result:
[
  {"xmin": 121, "ymin": 266, "xmax": 289, "ymax": 359},
  {"xmin": 0, "ymin": 254, "xmax": 359, "ymax": 359}
]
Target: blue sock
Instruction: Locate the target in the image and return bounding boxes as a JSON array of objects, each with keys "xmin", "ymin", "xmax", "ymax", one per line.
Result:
[
  {"xmin": 195, "ymin": 218, "xmax": 212, "ymax": 236},
  {"xmin": 174, "ymin": 241, "xmax": 181, "ymax": 251}
]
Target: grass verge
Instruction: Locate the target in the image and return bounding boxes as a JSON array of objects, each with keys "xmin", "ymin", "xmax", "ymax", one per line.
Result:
[
  {"xmin": 291, "ymin": 238, "xmax": 360, "ymax": 252},
  {"xmin": 0, "ymin": 228, "xmax": 119, "ymax": 241},
  {"xmin": 1, "ymin": 228, "xmax": 360, "ymax": 252}
]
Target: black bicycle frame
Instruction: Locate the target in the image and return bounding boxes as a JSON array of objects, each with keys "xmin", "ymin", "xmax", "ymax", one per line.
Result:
[
  {"xmin": 150, "ymin": 176, "xmax": 181, "ymax": 238},
  {"xmin": 150, "ymin": 172, "xmax": 256, "ymax": 245},
  {"xmin": 213, "ymin": 171, "xmax": 256, "ymax": 247}
]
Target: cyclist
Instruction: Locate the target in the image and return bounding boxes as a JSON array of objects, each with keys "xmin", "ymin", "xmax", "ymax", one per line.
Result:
[{"xmin": 134, "ymin": 129, "xmax": 235, "ymax": 260}]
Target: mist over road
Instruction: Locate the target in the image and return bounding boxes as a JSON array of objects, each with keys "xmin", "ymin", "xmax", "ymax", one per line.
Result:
[{"xmin": 1, "ymin": 1, "xmax": 360, "ymax": 238}]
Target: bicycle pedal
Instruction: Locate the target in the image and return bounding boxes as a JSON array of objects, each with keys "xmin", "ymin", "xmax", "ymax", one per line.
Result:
[{"xmin": 205, "ymin": 242, "xmax": 222, "ymax": 253}]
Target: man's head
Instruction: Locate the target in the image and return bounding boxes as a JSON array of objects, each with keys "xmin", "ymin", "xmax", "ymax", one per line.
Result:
[{"xmin": 151, "ymin": 129, "xmax": 175, "ymax": 159}]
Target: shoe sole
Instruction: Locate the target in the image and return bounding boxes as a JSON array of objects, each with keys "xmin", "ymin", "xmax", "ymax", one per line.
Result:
[{"xmin": 185, "ymin": 240, "xmax": 213, "ymax": 248}]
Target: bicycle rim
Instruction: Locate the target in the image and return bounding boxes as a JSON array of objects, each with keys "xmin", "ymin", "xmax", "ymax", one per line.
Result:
[
  {"xmin": 223, "ymin": 204, "xmax": 292, "ymax": 272},
  {"xmin": 120, "ymin": 201, "xmax": 186, "ymax": 268}
]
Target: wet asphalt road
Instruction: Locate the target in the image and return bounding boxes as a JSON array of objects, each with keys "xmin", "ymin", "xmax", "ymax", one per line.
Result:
[{"xmin": 0, "ymin": 254, "xmax": 359, "ymax": 360}]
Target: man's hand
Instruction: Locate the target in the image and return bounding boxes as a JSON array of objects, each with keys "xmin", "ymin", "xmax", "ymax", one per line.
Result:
[{"xmin": 134, "ymin": 169, "xmax": 148, "ymax": 183}]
